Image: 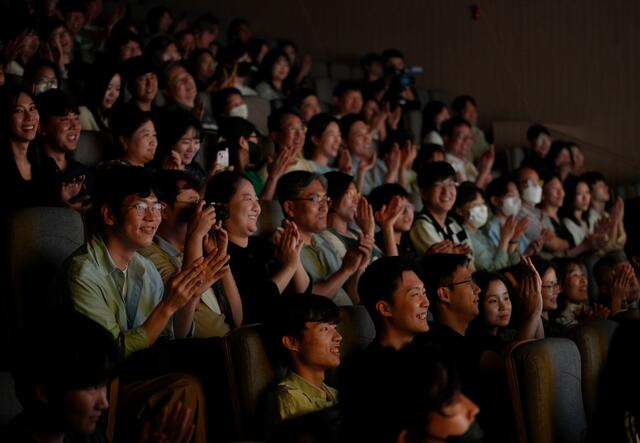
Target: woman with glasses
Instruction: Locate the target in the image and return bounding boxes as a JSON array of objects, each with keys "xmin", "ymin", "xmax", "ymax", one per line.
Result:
[
  {"xmin": 529, "ymin": 257, "xmax": 563, "ymax": 337},
  {"xmin": 453, "ymin": 182, "xmax": 522, "ymax": 272},
  {"xmin": 204, "ymin": 171, "xmax": 310, "ymax": 324}
]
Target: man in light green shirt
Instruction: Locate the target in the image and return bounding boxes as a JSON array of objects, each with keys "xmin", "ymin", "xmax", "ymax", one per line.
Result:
[{"xmin": 268, "ymin": 294, "xmax": 342, "ymax": 420}]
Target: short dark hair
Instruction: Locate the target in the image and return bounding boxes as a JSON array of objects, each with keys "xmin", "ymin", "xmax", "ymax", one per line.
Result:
[
  {"xmin": 92, "ymin": 164, "xmax": 157, "ymax": 223},
  {"xmin": 381, "ymin": 48, "xmax": 405, "ymax": 63},
  {"xmin": 123, "ymin": 55, "xmax": 156, "ymax": 86},
  {"xmin": 155, "ymin": 169, "xmax": 201, "ymax": 205},
  {"xmin": 581, "ymin": 171, "xmax": 606, "ymax": 189},
  {"xmin": 276, "ymin": 171, "xmax": 327, "ymax": 211},
  {"xmin": 212, "ymin": 87, "xmax": 242, "ymax": 117},
  {"xmin": 34, "ymin": 88, "xmax": 79, "ymax": 124},
  {"xmin": 368, "ymin": 184, "xmax": 409, "ymax": 213},
  {"xmin": 420, "ymin": 253, "xmax": 470, "ymax": 307},
  {"xmin": 451, "ymin": 95, "xmax": 477, "ymax": 114},
  {"xmin": 440, "ymin": 115, "xmax": 471, "ymax": 138},
  {"xmin": 267, "ymin": 106, "xmax": 303, "ymax": 133},
  {"xmin": 358, "ymin": 256, "xmax": 416, "ymax": 328},
  {"xmin": 485, "ymin": 176, "xmax": 516, "ymax": 211},
  {"xmin": 156, "ymin": 108, "xmax": 201, "ymax": 163},
  {"xmin": 324, "ymin": 171, "xmax": 354, "ymax": 210},
  {"xmin": 12, "ymin": 311, "xmax": 119, "ymax": 407},
  {"xmin": 192, "ymin": 13, "xmax": 219, "ymax": 33},
  {"xmin": 111, "ymin": 107, "xmax": 153, "ymax": 150},
  {"xmin": 304, "ymin": 112, "xmax": 338, "ymax": 156},
  {"xmin": 22, "ymin": 57, "xmax": 61, "ymax": 87},
  {"xmin": 333, "ymin": 81, "xmax": 361, "ymax": 99},
  {"xmin": 416, "ymin": 161, "xmax": 456, "ymax": 190},
  {"xmin": 361, "ymin": 53, "xmax": 383, "ymax": 69},
  {"xmin": 204, "ymin": 170, "xmax": 247, "ymax": 205},
  {"xmin": 267, "ymin": 294, "xmax": 339, "ymax": 364},
  {"xmin": 287, "ymin": 87, "xmax": 318, "ymax": 110},
  {"xmin": 380, "ymin": 129, "xmax": 413, "ymax": 158},
  {"xmin": 339, "ymin": 113, "xmax": 366, "ymax": 139},
  {"xmin": 414, "ymin": 143, "xmax": 446, "ymax": 172},
  {"xmin": 526, "ymin": 124, "xmax": 550, "ymax": 143},
  {"xmin": 454, "ymin": 182, "xmax": 482, "ymax": 210}
]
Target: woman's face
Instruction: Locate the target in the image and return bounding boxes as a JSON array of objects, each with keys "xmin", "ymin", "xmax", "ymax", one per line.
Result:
[
  {"xmin": 11, "ymin": 92, "xmax": 39, "ymax": 142},
  {"xmin": 315, "ymin": 122, "xmax": 341, "ymax": 158},
  {"xmin": 122, "ymin": 119, "xmax": 157, "ymax": 166},
  {"xmin": 196, "ymin": 52, "xmax": 216, "ymax": 81},
  {"xmin": 347, "ymin": 121, "xmax": 373, "ymax": 160},
  {"xmin": 172, "ymin": 126, "xmax": 200, "ymax": 166},
  {"xmin": 562, "ymin": 263, "xmax": 588, "ymax": 303},
  {"xmin": 482, "ymin": 280, "xmax": 512, "ymax": 329},
  {"xmin": 224, "ymin": 178, "xmax": 261, "ymax": 238},
  {"xmin": 573, "ymin": 182, "xmax": 591, "ymax": 212},
  {"xmin": 271, "ymin": 56, "xmax": 290, "ymax": 82},
  {"xmin": 457, "ymin": 192, "xmax": 484, "ymax": 225},
  {"xmin": 33, "ymin": 66, "xmax": 58, "ymax": 95},
  {"xmin": 541, "ymin": 268, "xmax": 559, "ymax": 312},
  {"xmin": 554, "ymin": 148, "xmax": 572, "ymax": 170},
  {"xmin": 103, "ymin": 73, "xmax": 121, "ymax": 109},
  {"xmin": 362, "ymin": 99, "xmax": 379, "ymax": 123},
  {"xmin": 542, "ymin": 177, "xmax": 565, "ymax": 208},
  {"xmin": 435, "ymin": 107, "xmax": 450, "ymax": 128},
  {"xmin": 394, "ymin": 196, "xmax": 415, "ymax": 232},
  {"xmin": 333, "ymin": 183, "xmax": 359, "ymax": 223}
]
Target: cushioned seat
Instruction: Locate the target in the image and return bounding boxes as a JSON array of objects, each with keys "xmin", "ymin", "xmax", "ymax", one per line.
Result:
[
  {"xmin": 73, "ymin": 130, "xmax": 112, "ymax": 166},
  {"xmin": 506, "ymin": 338, "xmax": 587, "ymax": 443},
  {"xmin": 244, "ymin": 96, "xmax": 271, "ymax": 135},
  {"xmin": 566, "ymin": 319, "xmax": 619, "ymax": 424},
  {"xmin": 0, "ymin": 371, "xmax": 21, "ymax": 427},
  {"xmin": 256, "ymin": 200, "xmax": 285, "ymax": 238}
]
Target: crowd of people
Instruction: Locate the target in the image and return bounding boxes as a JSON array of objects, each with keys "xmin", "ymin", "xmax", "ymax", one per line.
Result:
[{"xmin": 1, "ymin": 1, "xmax": 639, "ymax": 442}]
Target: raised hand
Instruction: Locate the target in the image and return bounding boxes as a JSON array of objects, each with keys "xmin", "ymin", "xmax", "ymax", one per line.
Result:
[
  {"xmin": 377, "ymin": 195, "xmax": 404, "ymax": 229},
  {"xmin": 400, "ymin": 140, "xmax": 417, "ymax": 170},
  {"xmin": 337, "ymin": 148, "xmax": 353, "ymax": 174},
  {"xmin": 523, "ymin": 235, "xmax": 544, "ymax": 257},
  {"xmin": 355, "ymin": 195, "xmax": 375, "ymax": 237},
  {"xmin": 188, "ymin": 200, "xmax": 217, "ymax": 240},
  {"xmin": 267, "ymin": 146, "xmax": 297, "ymax": 181},
  {"xmin": 163, "ymin": 151, "xmax": 184, "ymax": 171},
  {"xmin": 451, "ymin": 242, "xmax": 472, "ymax": 256},
  {"xmin": 426, "ymin": 240, "xmax": 454, "ymax": 255},
  {"xmin": 519, "ymin": 257, "xmax": 543, "ymax": 318},
  {"xmin": 477, "ymin": 145, "xmax": 496, "ymax": 176},
  {"xmin": 358, "ymin": 152, "xmax": 377, "ymax": 174},
  {"xmin": 512, "ymin": 217, "xmax": 529, "ymax": 240},
  {"xmin": 275, "ymin": 220, "xmax": 303, "ymax": 268},
  {"xmin": 384, "ymin": 143, "xmax": 402, "ymax": 176},
  {"xmin": 341, "ymin": 246, "xmax": 364, "ymax": 274},
  {"xmin": 500, "ymin": 215, "xmax": 517, "ymax": 244}
]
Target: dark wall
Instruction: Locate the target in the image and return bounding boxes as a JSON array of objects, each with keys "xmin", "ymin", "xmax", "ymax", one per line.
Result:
[{"xmin": 171, "ymin": 0, "xmax": 640, "ymax": 182}]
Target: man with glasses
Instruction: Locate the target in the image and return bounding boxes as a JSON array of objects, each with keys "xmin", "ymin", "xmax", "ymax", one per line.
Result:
[
  {"xmin": 410, "ymin": 161, "xmax": 471, "ymax": 258},
  {"xmin": 140, "ymin": 170, "xmax": 243, "ymax": 338},
  {"xmin": 442, "ymin": 115, "xmax": 494, "ymax": 190},
  {"xmin": 277, "ymin": 171, "xmax": 370, "ymax": 305}
]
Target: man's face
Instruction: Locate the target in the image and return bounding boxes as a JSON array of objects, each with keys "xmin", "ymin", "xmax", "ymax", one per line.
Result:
[
  {"xmin": 286, "ymin": 180, "xmax": 329, "ymax": 234},
  {"xmin": 442, "ymin": 266, "xmax": 480, "ymax": 324},
  {"xmin": 384, "ymin": 271, "xmax": 429, "ymax": 336},
  {"xmin": 54, "ymin": 384, "xmax": 109, "ymax": 434},
  {"xmin": 338, "ymin": 90, "xmax": 363, "ymax": 116},
  {"xmin": 118, "ymin": 40, "xmax": 142, "ymax": 63},
  {"xmin": 111, "ymin": 194, "xmax": 162, "ymax": 250},
  {"xmin": 292, "ymin": 321, "xmax": 342, "ymax": 370},
  {"xmin": 300, "ymin": 95, "xmax": 321, "ymax": 122},
  {"xmin": 164, "ymin": 186, "xmax": 200, "ymax": 225},
  {"xmin": 422, "ymin": 178, "xmax": 457, "ymax": 215},
  {"xmin": 346, "ymin": 121, "xmax": 372, "ymax": 160},
  {"xmin": 543, "ymin": 177, "xmax": 564, "ymax": 208},
  {"xmin": 133, "ymin": 72, "xmax": 158, "ymax": 103},
  {"xmin": 41, "ymin": 111, "xmax": 81, "ymax": 153},
  {"xmin": 275, "ymin": 114, "xmax": 306, "ymax": 154},
  {"xmin": 165, "ymin": 65, "xmax": 197, "ymax": 106},
  {"xmin": 387, "ymin": 56, "xmax": 405, "ymax": 72},
  {"xmin": 592, "ymin": 180, "xmax": 610, "ymax": 203},
  {"xmin": 460, "ymin": 101, "xmax": 478, "ymax": 126},
  {"xmin": 64, "ymin": 11, "xmax": 85, "ymax": 35},
  {"xmin": 444, "ymin": 124, "xmax": 472, "ymax": 159}
]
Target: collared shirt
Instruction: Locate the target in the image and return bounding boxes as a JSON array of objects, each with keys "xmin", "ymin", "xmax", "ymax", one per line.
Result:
[
  {"xmin": 301, "ymin": 234, "xmax": 353, "ymax": 306},
  {"xmin": 140, "ymin": 236, "xmax": 229, "ymax": 338},
  {"xmin": 445, "ymin": 152, "xmax": 478, "ymax": 182},
  {"xmin": 409, "ymin": 209, "xmax": 469, "ymax": 257},
  {"xmin": 277, "ymin": 370, "xmax": 338, "ymax": 420},
  {"xmin": 350, "ymin": 158, "xmax": 389, "ymax": 196},
  {"xmin": 58, "ymin": 234, "xmax": 170, "ymax": 358},
  {"xmin": 465, "ymin": 225, "xmax": 520, "ymax": 272},
  {"xmin": 485, "ymin": 215, "xmax": 528, "ymax": 255}
]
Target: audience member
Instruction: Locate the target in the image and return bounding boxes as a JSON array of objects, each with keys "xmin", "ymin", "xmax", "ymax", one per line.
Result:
[
  {"xmin": 332, "ymin": 81, "xmax": 363, "ymax": 118},
  {"xmin": 300, "ymin": 113, "xmax": 344, "ymax": 173},
  {"xmin": 451, "ymin": 95, "xmax": 489, "ymax": 161},
  {"xmin": 521, "ymin": 123, "xmax": 552, "ymax": 177},
  {"xmin": 287, "ymin": 88, "xmax": 321, "ymax": 122},
  {"xmin": 421, "ymin": 99, "xmax": 449, "ymax": 145},
  {"xmin": 123, "ymin": 56, "xmax": 160, "ymax": 116},
  {"xmin": 78, "ymin": 63, "xmax": 121, "ymax": 130},
  {"xmin": 109, "ymin": 108, "xmax": 157, "ymax": 167},
  {"xmin": 369, "ymin": 183, "xmax": 416, "ymax": 258},
  {"xmin": 256, "ymin": 49, "xmax": 290, "ymax": 102}
]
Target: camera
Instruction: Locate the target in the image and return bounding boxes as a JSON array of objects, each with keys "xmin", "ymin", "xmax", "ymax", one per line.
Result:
[{"xmin": 207, "ymin": 202, "xmax": 230, "ymax": 221}]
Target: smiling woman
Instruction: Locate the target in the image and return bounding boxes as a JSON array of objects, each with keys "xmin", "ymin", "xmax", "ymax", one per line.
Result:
[
  {"xmin": 109, "ymin": 107, "xmax": 157, "ymax": 167},
  {"xmin": 0, "ymin": 83, "xmax": 45, "ymax": 211}
]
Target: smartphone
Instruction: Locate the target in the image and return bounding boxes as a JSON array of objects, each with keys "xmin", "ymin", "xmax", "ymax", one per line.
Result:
[{"xmin": 216, "ymin": 148, "xmax": 229, "ymax": 168}]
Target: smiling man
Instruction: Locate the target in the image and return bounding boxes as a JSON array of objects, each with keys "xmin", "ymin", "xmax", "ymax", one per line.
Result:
[
  {"xmin": 35, "ymin": 88, "xmax": 93, "ymax": 209},
  {"xmin": 268, "ymin": 294, "xmax": 342, "ymax": 421}
]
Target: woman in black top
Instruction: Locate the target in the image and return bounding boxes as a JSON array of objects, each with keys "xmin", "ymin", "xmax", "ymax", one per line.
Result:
[{"xmin": 204, "ymin": 171, "xmax": 310, "ymax": 323}]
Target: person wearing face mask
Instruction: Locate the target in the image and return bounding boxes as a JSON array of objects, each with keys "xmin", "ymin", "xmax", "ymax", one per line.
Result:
[
  {"xmin": 514, "ymin": 167, "xmax": 566, "ymax": 255},
  {"xmin": 22, "ymin": 58, "xmax": 61, "ymax": 96},
  {"xmin": 212, "ymin": 87, "xmax": 248, "ymax": 120},
  {"xmin": 453, "ymin": 182, "xmax": 521, "ymax": 272},
  {"xmin": 485, "ymin": 177, "xmax": 543, "ymax": 257}
]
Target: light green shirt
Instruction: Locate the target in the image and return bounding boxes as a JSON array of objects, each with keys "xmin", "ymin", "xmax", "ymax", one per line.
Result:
[
  {"xmin": 301, "ymin": 234, "xmax": 353, "ymax": 306},
  {"xmin": 58, "ymin": 234, "xmax": 170, "ymax": 358},
  {"xmin": 465, "ymin": 226, "xmax": 520, "ymax": 272},
  {"xmin": 277, "ymin": 371, "xmax": 338, "ymax": 420}
]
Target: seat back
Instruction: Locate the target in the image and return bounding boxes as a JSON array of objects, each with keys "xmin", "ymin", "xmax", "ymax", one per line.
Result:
[
  {"xmin": 506, "ymin": 338, "xmax": 587, "ymax": 443},
  {"xmin": 73, "ymin": 130, "xmax": 112, "ymax": 166},
  {"xmin": 566, "ymin": 319, "xmax": 619, "ymax": 424},
  {"xmin": 325, "ymin": 306, "xmax": 375, "ymax": 386},
  {"xmin": 256, "ymin": 200, "xmax": 285, "ymax": 238},
  {"xmin": 0, "ymin": 371, "xmax": 21, "ymax": 427},
  {"xmin": 223, "ymin": 325, "xmax": 280, "ymax": 440},
  {"xmin": 4, "ymin": 207, "xmax": 85, "ymax": 339},
  {"xmin": 245, "ymin": 96, "xmax": 271, "ymax": 135},
  {"xmin": 269, "ymin": 405, "xmax": 340, "ymax": 443}
]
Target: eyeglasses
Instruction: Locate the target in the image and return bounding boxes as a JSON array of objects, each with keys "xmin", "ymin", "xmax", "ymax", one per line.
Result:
[
  {"xmin": 283, "ymin": 124, "xmax": 307, "ymax": 134},
  {"xmin": 446, "ymin": 278, "xmax": 478, "ymax": 289},
  {"xmin": 431, "ymin": 180, "xmax": 458, "ymax": 190},
  {"xmin": 126, "ymin": 202, "xmax": 162, "ymax": 217},
  {"xmin": 541, "ymin": 282, "xmax": 560, "ymax": 291},
  {"xmin": 291, "ymin": 194, "xmax": 331, "ymax": 206}
]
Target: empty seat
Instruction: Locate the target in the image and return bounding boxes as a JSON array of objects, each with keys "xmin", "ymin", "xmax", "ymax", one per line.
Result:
[
  {"xmin": 73, "ymin": 130, "xmax": 112, "ymax": 166},
  {"xmin": 256, "ymin": 200, "xmax": 285, "ymax": 238},
  {"xmin": 506, "ymin": 338, "xmax": 587, "ymax": 443},
  {"xmin": 328, "ymin": 63, "xmax": 351, "ymax": 81},
  {"xmin": 245, "ymin": 95, "xmax": 271, "ymax": 136},
  {"xmin": 223, "ymin": 325, "xmax": 282, "ymax": 440},
  {"xmin": 566, "ymin": 319, "xmax": 619, "ymax": 424},
  {"xmin": 4, "ymin": 207, "xmax": 85, "ymax": 339},
  {"xmin": 268, "ymin": 405, "xmax": 340, "ymax": 443},
  {"xmin": 313, "ymin": 77, "xmax": 336, "ymax": 105},
  {"xmin": 404, "ymin": 109, "xmax": 423, "ymax": 146},
  {"xmin": 309, "ymin": 61, "xmax": 329, "ymax": 79},
  {"xmin": 0, "ymin": 371, "xmax": 21, "ymax": 427}
]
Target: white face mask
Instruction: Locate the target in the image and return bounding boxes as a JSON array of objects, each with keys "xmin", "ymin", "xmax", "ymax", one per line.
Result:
[
  {"xmin": 468, "ymin": 204, "xmax": 488, "ymax": 229},
  {"xmin": 501, "ymin": 196, "xmax": 521, "ymax": 216},
  {"xmin": 522, "ymin": 184, "xmax": 543, "ymax": 205},
  {"xmin": 229, "ymin": 103, "xmax": 249, "ymax": 119},
  {"xmin": 35, "ymin": 80, "xmax": 57, "ymax": 95}
]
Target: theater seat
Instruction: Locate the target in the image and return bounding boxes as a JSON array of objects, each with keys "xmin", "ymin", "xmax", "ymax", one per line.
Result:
[
  {"xmin": 566, "ymin": 319, "xmax": 619, "ymax": 425},
  {"xmin": 314, "ymin": 77, "xmax": 336, "ymax": 105},
  {"xmin": 73, "ymin": 130, "xmax": 112, "ymax": 166},
  {"xmin": 256, "ymin": 200, "xmax": 285, "ymax": 238},
  {"xmin": 244, "ymin": 96, "xmax": 271, "ymax": 135},
  {"xmin": 0, "ymin": 371, "xmax": 20, "ymax": 426},
  {"xmin": 268, "ymin": 405, "xmax": 340, "ymax": 443},
  {"xmin": 329, "ymin": 63, "xmax": 351, "ymax": 81},
  {"xmin": 223, "ymin": 325, "xmax": 283, "ymax": 441},
  {"xmin": 506, "ymin": 338, "xmax": 587, "ymax": 443}
]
